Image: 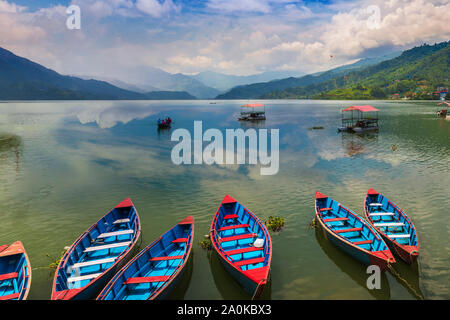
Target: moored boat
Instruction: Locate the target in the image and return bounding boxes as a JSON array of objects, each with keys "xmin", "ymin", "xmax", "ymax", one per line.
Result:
[
  {"xmin": 315, "ymin": 191, "xmax": 395, "ymax": 271},
  {"xmin": 51, "ymin": 198, "xmax": 141, "ymax": 300},
  {"xmin": 210, "ymin": 195, "xmax": 272, "ymax": 299},
  {"xmin": 0, "ymin": 241, "xmax": 32, "ymax": 300},
  {"xmin": 97, "ymin": 216, "xmax": 194, "ymax": 300},
  {"xmin": 364, "ymin": 188, "xmax": 419, "ymax": 264}
]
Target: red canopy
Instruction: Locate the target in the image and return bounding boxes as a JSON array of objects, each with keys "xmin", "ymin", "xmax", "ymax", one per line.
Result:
[
  {"xmin": 342, "ymin": 105, "xmax": 379, "ymax": 112},
  {"xmin": 242, "ymin": 104, "xmax": 265, "ymax": 108}
]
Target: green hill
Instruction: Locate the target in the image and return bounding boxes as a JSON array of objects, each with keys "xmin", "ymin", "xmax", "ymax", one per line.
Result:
[{"xmin": 263, "ymin": 42, "xmax": 450, "ymax": 100}]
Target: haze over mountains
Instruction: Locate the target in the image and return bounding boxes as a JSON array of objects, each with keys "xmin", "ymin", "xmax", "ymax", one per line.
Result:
[{"xmin": 0, "ymin": 42, "xmax": 448, "ymax": 101}]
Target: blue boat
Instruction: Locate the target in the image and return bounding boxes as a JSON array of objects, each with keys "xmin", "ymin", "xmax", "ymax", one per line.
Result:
[
  {"xmin": 0, "ymin": 241, "xmax": 32, "ymax": 300},
  {"xmin": 96, "ymin": 216, "xmax": 194, "ymax": 300},
  {"xmin": 51, "ymin": 198, "xmax": 141, "ymax": 300},
  {"xmin": 210, "ymin": 195, "xmax": 272, "ymax": 299},
  {"xmin": 315, "ymin": 191, "xmax": 395, "ymax": 271},
  {"xmin": 364, "ymin": 188, "xmax": 419, "ymax": 264}
]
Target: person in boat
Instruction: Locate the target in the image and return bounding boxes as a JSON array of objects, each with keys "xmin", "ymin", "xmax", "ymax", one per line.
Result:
[
  {"xmin": 167, "ymin": 117, "xmax": 172, "ymax": 124},
  {"xmin": 157, "ymin": 118, "xmax": 162, "ymax": 125}
]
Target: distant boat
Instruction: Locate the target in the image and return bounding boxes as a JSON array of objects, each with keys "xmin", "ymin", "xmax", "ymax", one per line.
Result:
[
  {"xmin": 238, "ymin": 104, "xmax": 266, "ymax": 121},
  {"xmin": 0, "ymin": 241, "xmax": 32, "ymax": 300},
  {"xmin": 51, "ymin": 198, "xmax": 141, "ymax": 300},
  {"xmin": 210, "ymin": 195, "xmax": 272, "ymax": 299},
  {"xmin": 97, "ymin": 216, "xmax": 194, "ymax": 300},
  {"xmin": 364, "ymin": 189, "xmax": 419, "ymax": 264},
  {"xmin": 338, "ymin": 105, "xmax": 379, "ymax": 132},
  {"xmin": 315, "ymin": 191, "xmax": 395, "ymax": 271}
]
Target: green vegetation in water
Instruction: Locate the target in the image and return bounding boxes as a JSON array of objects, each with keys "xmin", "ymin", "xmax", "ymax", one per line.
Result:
[
  {"xmin": 265, "ymin": 216, "xmax": 285, "ymax": 232},
  {"xmin": 46, "ymin": 248, "xmax": 68, "ymax": 269},
  {"xmin": 199, "ymin": 236, "xmax": 212, "ymax": 250},
  {"xmin": 391, "ymin": 144, "xmax": 398, "ymax": 152},
  {"xmin": 308, "ymin": 126, "xmax": 324, "ymax": 130}
]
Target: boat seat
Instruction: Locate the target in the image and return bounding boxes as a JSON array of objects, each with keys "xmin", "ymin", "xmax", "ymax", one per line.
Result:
[
  {"xmin": 0, "ymin": 292, "xmax": 20, "ymax": 300},
  {"xmin": 226, "ymin": 247, "xmax": 264, "ymax": 256},
  {"xmin": 219, "ymin": 224, "xmax": 250, "ymax": 232},
  {"xmin": 369, "ymin": 212, "xmax": 395, "ymax": 216},
  {"xmin": 353, "ymin": 240, "xmax": 373, "ymax": 245},
  {"xmin": 124, "ymin": 276, "xmax": 170, "ymax": 285},
  {"xmin": 223, "ymin": 214, "xmax": 239, "ymax": 220},
  {"xmin": 335, "ymin": 228, "xmax": 363, "ymax": 234},
  {"xmin": 0, "ymin": 272, "xmax": 18, "ymax": 282},
  {"xmin": 220, "ymin": 233, "xmax": 257, "ymax": 243},
  {"xmin": 234, "ymin": 257, "xmax": 265, "ymax": 267},
  {"xmin": 369, "ymin": 203, "xmax": 382, "ymax": 206},
  {"xmin": 319, "ymin": 208, "xmax": 333, "ymax": 212},
  {"xmin": 387, "ymin": 234, "xmax": 410, "ymax": 239},
  {"xmin": 374, "ymin": 222, "xmax": 404, "ymax": 227},
  {"xmin": 72, "ymin": 257, "xmax": 116, "ymax": 269},
  {"xmin": 149, "ymin": 255, "xmax": 184, "ymax": 261},
  {"xmin": 84, "ymin": 241, "xmax": 131, "ymax": 252},
  {"xmin": 67, "ymin": 273, "xmax": 102, "ymax": 283},
  {"xmin": 113, "ymin": 218, "xmax": 130, "ymax": 225},
  {"xmin": 172, "ymin": 238, "xmax": 188, "ymax": 243},
  {"xmin": 323, "ymin": 217, "xmax": 348, "ymax": 222},
  {"xmin": 98, "ymin": 229, "xmax": 134, "ymax": 238}
]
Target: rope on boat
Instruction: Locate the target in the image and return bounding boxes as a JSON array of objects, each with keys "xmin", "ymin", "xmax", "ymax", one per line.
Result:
[{"xmin": 386, "ymin": 262, "xmax": 424, "ymax": 300}]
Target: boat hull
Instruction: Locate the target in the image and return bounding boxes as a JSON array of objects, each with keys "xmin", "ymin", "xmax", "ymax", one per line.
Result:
[
  {"xmin": 210, "ymin": 195, "xmax": 271, "ymax": 299},
  {"xmin": 97, "ymin": 216, "xmax": 194, "ymax": 300},
  {"xmin": 51, "ymin": 198, "xmax": 141, "ymax": 300},
  {"xmin": 364, "ymin": 189, "xmax": 419, "ymax": 265},
  {"xmin": 316, "ymin": 217, "xmax": 391, "ymax": 271},
  {"xmin": 0, "ymin": 241, "xmax": 32, "ymax": 300}
]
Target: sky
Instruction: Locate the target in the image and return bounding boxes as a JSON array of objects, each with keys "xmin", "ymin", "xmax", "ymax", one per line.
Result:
[{"xmin": 1, "ymin": 0, "xmax": 449, "ymax": 82}]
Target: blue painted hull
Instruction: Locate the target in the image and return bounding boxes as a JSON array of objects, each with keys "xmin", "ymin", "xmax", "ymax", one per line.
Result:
[
  {"xmin": 0, "ymin": 242, "xmax": 32, "ymax": 300},
  {"xmin": 97, "ymin": 216, "xmax": 194, "ymax": 300}
]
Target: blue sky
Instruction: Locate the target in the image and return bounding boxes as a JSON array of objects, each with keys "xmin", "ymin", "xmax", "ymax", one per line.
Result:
[{"xmin": 0, "ymin": 0, "xmax": 449, "ymax": 83}]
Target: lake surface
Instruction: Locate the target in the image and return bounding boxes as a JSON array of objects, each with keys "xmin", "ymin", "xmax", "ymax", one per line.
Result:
[{"xmin": 0, "ymin": 100, "xmax": 448, "ymax": 300}]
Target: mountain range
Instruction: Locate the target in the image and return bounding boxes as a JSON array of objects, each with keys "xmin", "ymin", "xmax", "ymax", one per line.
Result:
[{"xmin": 0, "ymin": 42, "xmax": 448, "ymax": 101}]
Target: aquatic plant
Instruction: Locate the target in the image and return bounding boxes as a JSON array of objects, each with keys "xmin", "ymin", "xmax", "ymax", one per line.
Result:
[
  {"xmin": 46, "ymin": 248, "xmax": 69, "ymax": 269},
  {"xmin": 265, "ymin": 216, "xmax": 285, "ymax": 232},
  {"xmin": 308, "ymin": 126, "xmax": 324, "ymax": 130},
  {"xmin": 199, "ymin": 236, "xmax": 212, "ymax": 250}
]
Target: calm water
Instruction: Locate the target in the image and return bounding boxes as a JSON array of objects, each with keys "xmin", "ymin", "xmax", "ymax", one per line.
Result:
[{"xmin": 0, "ymin": 100, "xmax": 448, "ymax": 300}]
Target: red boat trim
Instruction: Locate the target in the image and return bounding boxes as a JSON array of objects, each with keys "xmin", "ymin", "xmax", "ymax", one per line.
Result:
[
  {"xmin": 226, "ymin": 247, "xmax": 264, "ymax": 256},
  {"xmin": 335, "ymin": 228, "xmax": 363, "ymax": 234},
  {"xmin": 96, "ymin": 216, "xmax": 194, "ymax": 301},
  {"xmin": 124, "ymin": 276, "xmax": 170, "ymax": 285},
  {"xmin": 220, "ymin": 233, "xmax": 257, "ymax": 242},
  {"xmin": 210, "ymin": 195, "xmax": 272, "ymax": 290},
  {"xmin": 0, "ymin": 293, "xmax": 20, "ymax": 300},
  {"xmin": 234, "ymin": 257, "xmax": 265, "ymax": 267},
  {"xmin": 149, "ymin": 255, "xmax": 184, "ymax": 261},
  {"xmin": 0, "ymin": 272, "xmax": 18, "ymax": 282},
  {"xmin": 51, "ymin": 199, "xmax": 141, "ymax": 300},
  {"xmin": 323, "ymin": 217, "xmax": 349, "ymax": 222},
  {"xmin": 315, "ymin": 191, "xmax": 395, "ymax": 267},
  {"xmin": 219, "ymin": 224, "xmax": 250, "ymax": 231}
]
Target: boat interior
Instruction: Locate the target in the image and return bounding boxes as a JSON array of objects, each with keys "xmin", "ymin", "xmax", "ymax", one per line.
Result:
[{"xmin": 0, "ymin": 252, "xmax": 28, "ymax": 300}]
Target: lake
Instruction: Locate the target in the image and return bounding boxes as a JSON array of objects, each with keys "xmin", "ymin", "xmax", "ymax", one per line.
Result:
[{"xmin": 0, "ymin": 100, "xmax": 448, "ymax": 300}]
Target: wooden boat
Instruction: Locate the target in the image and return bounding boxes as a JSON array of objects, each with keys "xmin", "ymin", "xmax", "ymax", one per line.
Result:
[
  {"xmin": 210, "ymin": 195, "xmax": 272, "ymax": 299},
  {"xmin": 364, "ymin": 189, "xmax": 419, "ymax": 264},
  {"xmin": 315, "ymin": 191, "xmax": 395, "ymax": 271},
  {"xmin": 51, "ymin": 198, "xmax": 141, "ymax": 300},
  {"xmin": 0, "ymin": 241, "xmax": 32, "ymax": 300},
  {"xmin": 97, "ymin": 216, "xmax": 194, "ymax": 300}
]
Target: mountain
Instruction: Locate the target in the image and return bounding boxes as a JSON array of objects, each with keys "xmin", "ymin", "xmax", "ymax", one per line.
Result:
[
  {"xmin": 215, "ymin": 51, "xmax": 403, "ymax": 99},
  {"xmin": 121, "ymin": 66, "xmax": 220, "ymax": 99},
  {"xmin": 144, "ymin": 91, "xmax": 196, "ymax": 100},
  {"xmin": 263, "ymin": 42, "xmax": 449, "ymax": 100},
  {"xmin": 0, "ymin": 47, "xmax": 151, "ymax": 100},
  {"xmin": 191, "ymin": 70, "xmax": 305, "ymax": 92},
  {"xmin": 0, "ymin": 47, "xmax": 199, "ymax": 100}
]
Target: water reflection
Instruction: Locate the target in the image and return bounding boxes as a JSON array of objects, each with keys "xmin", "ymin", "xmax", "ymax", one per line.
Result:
[
  {"xmin": 168, "ymin": 251, "xmax": 194, "ymax": 300},
  {"xmin": 389, "ymin": 259, "xmax": 424, "ymax": 300},
  {"xmin": 208, "ymin": 250, "xmax": 272, "ymax": 300},
  {"xmin": 0, "ymin": 134, "xmax": 22, "ymax": 172},
  {"xmin": 341, "ymin": 132, "xmax": 378, "ymax": 157},
  {"xmin": 315, "ymin": 226, "xmax": 391, "ymax": 299}
]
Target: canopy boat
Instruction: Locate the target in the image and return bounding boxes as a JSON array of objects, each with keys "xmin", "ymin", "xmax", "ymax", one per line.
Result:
[
  {"xmin": 238, "ymin": 104, "xmax": 266, "ymax": 121},
  {"xmin": 338, "ymin": 105, "xmax": 379, "ymax": 133},
  {"xmin": 0, "ymin": 241, "xmax": 32, "ymax": 300},
  {"xmin": 51, "ymin": 198, "xmax": 141, "ymax": 300},
  {"xmin": 364, "ymin": 189, "xmax": 419, "ymax": 264},
  {"xmin": 210, "ymin": 195, "xmax": 272, "ymax": 299},
  {"xmin": 315, "ymin": 191, "xmax": 395, "ymax": 271},
  {"xmin": 97, "ymin": 216, "xmax": 194, "ymax": 300}
]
